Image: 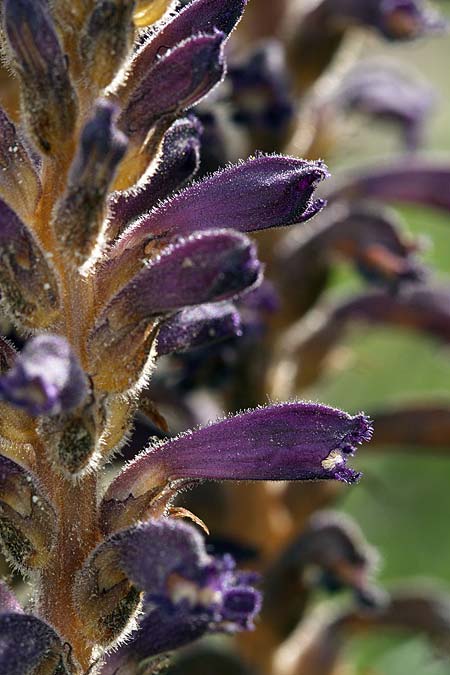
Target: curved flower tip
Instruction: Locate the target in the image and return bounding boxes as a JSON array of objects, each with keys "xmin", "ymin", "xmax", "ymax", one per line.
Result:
[
  {"xmin": 0, "ymin": 334, "xmax": 89, "ymax": 416},
  {"xmin": 116, "ymin": 156, "xmax": 329, "ymax": 251},
  {"xmin": 97, "ymin": 519, "xmax": 261, "ymax": 671},
  {"xmin": 0, "ymin": 613, "xmax": 74, "ymax": 675}
]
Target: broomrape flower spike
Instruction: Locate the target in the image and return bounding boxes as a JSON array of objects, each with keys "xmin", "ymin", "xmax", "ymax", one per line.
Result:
[{"xmin": 0, "ymin": 0, "xmax": 374, "ymax": 672}]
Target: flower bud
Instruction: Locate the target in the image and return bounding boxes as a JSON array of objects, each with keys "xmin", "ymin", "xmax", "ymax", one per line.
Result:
[
  {"xmin": 0, "ymin": 335, "xmax": 89, "ymax": 417},
  {"xmin": 107, "ymin": 116, "xmax": 202, "ymax": 242},
  {"xmin": 80, "ymin": 1, "xmax": 136, "ymax": 90},
  {"xmin": 3, "ymin": 0, "xmax": 78, "ymax": 154},
  {"xmin": 0, "ymin": 107, "xmax": 41, "ymax": 221},
  {"xmin": 53, "ymin": 100, "xmax": 127, "ymax": 263},
  {"xmin": 88, "ymin": 230, "xmax": 261, "ymax": 393},
  {"xmin": 118, "ymin": 31, "xmax": 226, "ymax": 145},
  {"xmin": 0, "ymin": 200, "xmax": 60, "ymax": 331},
  {"xmin": 0, "ymin": 455, "xmax": 57, "ymax": 570}
]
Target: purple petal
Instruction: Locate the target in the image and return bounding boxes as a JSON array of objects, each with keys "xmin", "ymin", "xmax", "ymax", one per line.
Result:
[
  {"xmin": 333, "ymin": 285, "xmax": 450, "ymax": 341},
  {"xmin": 0, "ymin": 334, "xmax": 89, "ymax": 416},
  {"xmin": 156, "ymin": 303, "xmax": 242, "ymax": 356},
  {"xmin": 107, "ymin": 116, "xmax": 203, "ymax": 242},
  {"xmin": 0, "ymin": 199, "xmax": 60, "ymax": 330},
  {"xmin": 116, "ymin": 0, "xmax": 247, "ymax": 101},
  {"xmin": 113, "ymin": 156, "xmax": 329, "ymax": 253},
  {"xmin": 100, "ymin": 403, "xmax": 371, "ymax": 534},
  {"xmin": 89, "ymin": 230, "xmax": 261, "ymax": 364},
  {"xmin": 119, "ymin": 31, "xmax": 226, "ymax": 143},
  {"xmin": 0, "ymin": 454, "xmax": 57, "ymax": 570},
  {"xmin": 0, "ymin": 582, "xmax": 22, "ymax": 614},
  {"xmin": 0, "ymin": 613, "xmax": 72, "ymax": 675},
  {"xmin": 330, "ymin": 161, "xmax": 450, "ymax": 212},
  {"xmin": 91, "ymin": 519, "xmax": 260, "ymax": 667},
  {"xmin": 4, "ymin": 0, "xmax": 77, "ymax": 153},
  {"xmin": 54, "ymin": 99, "xmax": 128, "ymax": 261},
  {"xmin": 334, "ymin": 61, "xmax": 435, "ymax": 151}
]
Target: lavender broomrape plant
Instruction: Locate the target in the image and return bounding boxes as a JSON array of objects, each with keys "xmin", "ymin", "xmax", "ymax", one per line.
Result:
[{"xmin": 0, "ymin": 1, "xmax": 374, "ymax": 673}]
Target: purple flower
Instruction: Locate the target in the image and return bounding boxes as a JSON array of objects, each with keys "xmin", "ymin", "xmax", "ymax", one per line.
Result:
[
  {"xmin": 100, "ymin": 402, "xmax": 372, "ymax": 534},
  {"xmin": 89, "ymin": 230, "xmax": 261, "ymax": 391},
  {"xmin": 0, "ymin": 334, "xmax": 89, "ymax": 416},
  {"xmin": 111, "ymin": 155, "xmax": 329, "ymax": 256},
  {"xmin": 118, "ymin": 31, "xmax": 226, "ymax": 144},
  {"xmin": 78, "ymin": 519, "xmax": 261, "ymax": 668},
  {"xmin": 0, "ymin": 613, "xmax": 74, "ymax": 675},
  {"xmin": 330, "ymin": 161, "xmax": 450, "ymax": 212},
  {"xmin": 115, "ymin": 0, "xmax": 247, "ymax": 104},
  {"xmin": 156, "ymin": 303, "xmax": 242, "ymax": 356},
  {"xmin": 107, "ymin": 116, "xmax": 203, "ymax": 241},
  {"xmin": 334, "ymin": 61, "xmax": 435, "ymax": 150}
]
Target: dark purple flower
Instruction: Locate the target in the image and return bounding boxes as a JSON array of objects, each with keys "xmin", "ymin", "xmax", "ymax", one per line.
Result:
[
  {"xmin": 0, "ymin": 199, "xmax": 60, "ymax": 330},
  {"xmin": 4, "ymin": 0, "xmax": 78, "ymax": 153},
  {"xmin": 107, "ymin": 116, "xmax": 203, "ymax": 241},
  {"xmin": 156, "ymin": 303, "xmax": 242, "ymax": 356},
  {"xmin": 0, "ymin": 613, "xmax": 74, "ymax": 675},
  {"xmin": 91, "ymin": 519, "xmax": 261, "ymax": 670},
  {"xmin": 119, "ymin": 31, "xmax": 226, "ymax": 143},
  {"xmin": 0, "ymin": 334, "xmax": 89, "ymax": 416},
  {"xmin": 100, "ymin": 403, "xmax": 372, "ymax": 534},
  {"xmin": 334, "ymin": 61, "xmax": 435, "ymax": 150},
  {"xmin": 89, "ymin": 230, "xmax": 261, "ymax": 392},
  {"xmin": 115, "ymin": 0, "xmax": 247, "ymax": 103},
  {"xmin": 112, "ymin": 155, "xmax": 329, "ymax": 255},
  {"xmin": 330, "ymin": 161, "xmax": 450, "ymax": 212}
]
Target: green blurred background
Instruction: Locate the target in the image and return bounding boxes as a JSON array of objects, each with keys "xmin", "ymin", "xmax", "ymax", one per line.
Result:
[{"xmin": 303, "ymin": 14, "xmax": 450, "ymax": 673}]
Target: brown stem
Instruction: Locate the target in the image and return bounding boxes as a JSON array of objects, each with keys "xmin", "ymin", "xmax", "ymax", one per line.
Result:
[{"xmin": 36, "ymin": 450, "xmax": 101, "ymax": 670}]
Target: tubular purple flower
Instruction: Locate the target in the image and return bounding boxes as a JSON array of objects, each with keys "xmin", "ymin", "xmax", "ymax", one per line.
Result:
[
  {"xmin": 334, "ymin": 61, "xmax": 435, "ymax": 151},
  {"xmin": 100, "ymin": 403, "xmax": 372, "ymax": 534},
  {"xmin": 118, "ymin": 31, "xmax": 226, "ymax": 144},
  {"xmin": 83, "ymin": 519, "xmax": 260, "ymax": 669},
  {"xmin": 89, "ymin": 230, "xmax": 261, "ymax": 391},
  {"xmin": 0, "ymin": 334, "xmax": 89, "ymax": 416},
  {"xmin": 0, "ymin": 613, "xmax": 75, "ymax": 675},
  {"xmin": 330, "ymin": 161, "xmax": 450, "ymax": 212},
  {"xmin": 115, "ymin": 0, "xmax": 247, "ymax": 102},
  {"xmin": 107, "ymin": 116, "xmax": 203, "ymax": 241},
  {"xmin": 156, "ymin": 303, "xmax": 242, "ymax": 356},
  {"xmin": 112, "ymin": 156, "xmax": 329, "ymax": 255}
]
